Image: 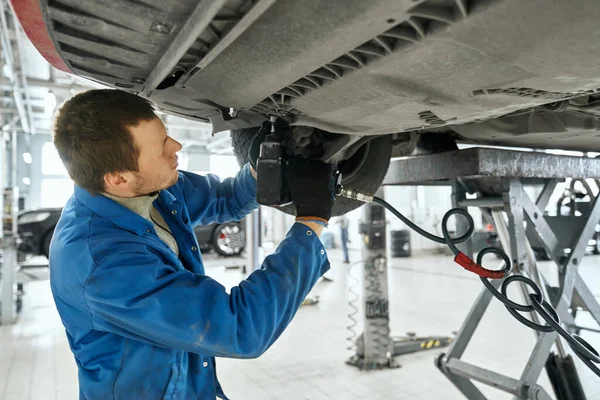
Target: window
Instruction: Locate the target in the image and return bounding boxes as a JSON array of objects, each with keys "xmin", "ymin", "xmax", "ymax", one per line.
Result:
[
  {"xmin": 42, "ymin": 142, "xmax": 68, "ymax": 175},
  {"xmin": 210, "ymin": 155, "xmax": 240, "ymax": 180},
  {"xmin": 40, "ymin": 142, "xmax": 73, "ymax": 208},
  {"xmin": 40, "ymin": 179, "xmax": 74, "ymax": 208}
]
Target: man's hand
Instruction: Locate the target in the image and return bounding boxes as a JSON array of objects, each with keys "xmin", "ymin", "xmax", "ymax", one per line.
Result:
[{"xmin": 286, "ymin": 157, "xmax": 337, "ymax": 228}]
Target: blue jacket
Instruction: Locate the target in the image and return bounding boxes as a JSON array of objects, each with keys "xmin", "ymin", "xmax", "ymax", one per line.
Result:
[{"xmin": 50, "ymin": 164, "xmax": 330, "ymax": 400}]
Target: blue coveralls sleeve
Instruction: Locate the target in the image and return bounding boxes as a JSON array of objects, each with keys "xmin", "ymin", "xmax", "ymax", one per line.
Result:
[
  {"xmin": 83, "ymin": 223, "xmax": 329, "ymax": 358},
  {"xmin": 177, "ymin": 163, "xmax": 258, "ymax": 226}
]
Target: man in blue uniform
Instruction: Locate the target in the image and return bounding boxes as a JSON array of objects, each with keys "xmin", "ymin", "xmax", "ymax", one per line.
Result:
[{"xmin": 49, "ymin": 89, "xmax": 336, "ymax": 399}]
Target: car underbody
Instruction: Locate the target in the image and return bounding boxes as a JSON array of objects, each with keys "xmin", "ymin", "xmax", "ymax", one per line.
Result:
[
  {"xmin": 13, "ymin": 0, "xmax": 600, "ymax": 214},
  {"xmin": 16, "ymin": 0, "xmax": 600, "ymax": 150}
]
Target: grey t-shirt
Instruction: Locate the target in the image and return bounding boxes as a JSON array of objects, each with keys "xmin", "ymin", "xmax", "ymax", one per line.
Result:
[{"xmin": 102, "ymin": 191, "xmax": 179, "ymax": 256}]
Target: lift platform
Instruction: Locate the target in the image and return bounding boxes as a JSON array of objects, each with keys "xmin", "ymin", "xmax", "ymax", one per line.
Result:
[{"xmin": 350, "ymin": 147, "xmax": 600, "ymax": 399}]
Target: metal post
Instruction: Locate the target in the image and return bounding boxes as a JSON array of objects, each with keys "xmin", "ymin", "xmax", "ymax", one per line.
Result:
[
  {"xmin": 347, "ymin": 190, "xmax": 397, "ymax": 369},
  {"xmin": 0, "ymin": 0, "xmax": 30, "ymax": 134},
  {"xmin": 574, "ymin": 274, "xmax": 600, "ymax": 326},
  {"xmin": 504, "ymin": 180, "xmax": 530, "ymax": 275},
  {"xmin": 10, "ymin": 7, "xmax": 35, "ymax": 134},
  {"xmin": 11, "ymin": 127, "xmax": 17, "ymax": 188},
  {"xmin": 452, "ymin": 181, "xmax": 473, "ymax": 257},
  {"xmin": 520, "ymin": 186, "xmax": 600, "ymax": 385},
  {"xmin": 492, "ymin": 211, "xmax": 545, "ymax": 336},
  {"xmin": 1, "ymin": 193, "xmax": 18, "ymax": 324},
  {"xmin": 245, "ymin": 209, "xmax": 260, "ymax": 273},
  {"xmin": 1, "ymin": 130, "xmax": 7, "ymax": 186},
  {"xmin": 0, "ymin": 130, "xmax": 4, "ymax": 233},
  {"xmin": 1, "ymin": 127, "xmax": 18, "ymax": 325}
]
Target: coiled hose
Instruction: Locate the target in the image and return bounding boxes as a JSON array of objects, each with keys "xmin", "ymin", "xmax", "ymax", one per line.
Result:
[{"xmin": 358, "ymin": 195, "xmax": 600, "ymax": 376}]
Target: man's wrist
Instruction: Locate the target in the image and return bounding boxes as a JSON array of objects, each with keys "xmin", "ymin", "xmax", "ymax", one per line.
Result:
[
  {"xmin": 297, "ymin": 221, "xmax": 325, "ymax": 236},
  {"xmin": 296, "ymin": 216, "xmax": 329, "ymax": 227},
  {"xmin": 249, "ymin": 165, "xmax": 257, "ymax": 180}
]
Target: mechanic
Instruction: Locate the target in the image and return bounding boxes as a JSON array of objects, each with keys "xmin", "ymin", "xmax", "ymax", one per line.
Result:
[{"xmin": 49, "ymin": 89, "xmax": 336, "ymax": 400}]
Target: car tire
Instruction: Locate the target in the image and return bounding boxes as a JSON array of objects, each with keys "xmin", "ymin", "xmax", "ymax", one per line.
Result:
[
  {"xmin": 41, "ymin": 231, "xmax": 53, "ymax": 260},
  {"xmin": 230, "ymin": 128, "xmax": 392, "ymax": 216},
  {"xmin": 212, "ymin": 223, "xmax": 245, "ymax": 257}
]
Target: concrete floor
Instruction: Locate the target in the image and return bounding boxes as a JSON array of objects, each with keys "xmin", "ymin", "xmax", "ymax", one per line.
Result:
[{"xmin": 1, "ymin": 249, "xmax": 599, "ymax": 400}]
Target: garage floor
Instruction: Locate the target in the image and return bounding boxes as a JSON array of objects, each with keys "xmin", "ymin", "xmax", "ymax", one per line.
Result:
[{"xmin": 1, "ymin": 249, "xmax": 599, "ymax": 400}]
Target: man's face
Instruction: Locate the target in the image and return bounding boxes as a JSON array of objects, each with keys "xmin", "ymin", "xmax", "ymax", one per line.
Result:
[{"xmin": 128, "ymin": 117, "xmax": 182, "ymax": 196}]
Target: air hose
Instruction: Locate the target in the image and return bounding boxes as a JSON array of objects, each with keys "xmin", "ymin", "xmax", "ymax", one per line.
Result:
[{"xmin": 339, "ymin": 190, "xmax": 600, "ymax": 376}]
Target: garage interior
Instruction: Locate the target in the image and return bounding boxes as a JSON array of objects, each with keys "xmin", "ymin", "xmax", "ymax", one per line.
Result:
[{"xmin": 1, "ymin": 1, "xmax": 600, "ymax": 400}]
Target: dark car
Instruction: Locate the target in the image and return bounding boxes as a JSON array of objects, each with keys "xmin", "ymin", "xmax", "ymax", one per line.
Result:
[{"xmin": 17, "ymin": 208, "xmax": 245, "ymax": 259}]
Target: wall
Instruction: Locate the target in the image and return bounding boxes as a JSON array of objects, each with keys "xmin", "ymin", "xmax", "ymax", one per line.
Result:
[
  {"xmin": 185, "ymin": 146, "xmax": 211, "ymax": 173},
  {"xmin": 23, "ymin": 138, "xmax": 213, "ymax": 211},
  {"xmin": 1, "ymin": 132, "xmax": 34, "ymax": 212},
  {"xmin": 16, "ymin": 134, "xmax": 32, "ymax": 210},
  {"xmin": 28, "ymin": 134, "xmax": 53, "ymax": 210}
]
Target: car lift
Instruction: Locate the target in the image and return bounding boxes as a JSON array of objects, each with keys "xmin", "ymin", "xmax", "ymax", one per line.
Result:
[
  {"xmin": 346, "ymin": 189, "xmax": 454, "ymax": 370},
  {"xmin": 347, "ymin": 147, "xmax": 600, "ymax": 399}
]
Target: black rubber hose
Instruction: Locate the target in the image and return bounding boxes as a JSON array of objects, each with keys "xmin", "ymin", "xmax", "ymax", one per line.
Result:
[{"xmin": 372, "ymin": 196, "xmax": 473, "ymax": 251}]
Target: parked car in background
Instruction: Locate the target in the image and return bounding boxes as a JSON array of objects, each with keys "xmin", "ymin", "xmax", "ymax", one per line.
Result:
[
  {"xmin": 17, "ymin": 208, "xmax": 62, "ymax": 260},
  {"xmin": 17, "ymin": 208, "xmax": 245, "ymax": 260}
]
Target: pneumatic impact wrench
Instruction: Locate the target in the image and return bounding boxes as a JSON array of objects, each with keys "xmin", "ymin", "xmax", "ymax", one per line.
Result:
[
  {"xmin": 255, "ymin": 117, "xmax": 293, "ymax": 206},
  {"xmin": 255, "ymin": 117, "xmax": 351, "ymax": 207}
]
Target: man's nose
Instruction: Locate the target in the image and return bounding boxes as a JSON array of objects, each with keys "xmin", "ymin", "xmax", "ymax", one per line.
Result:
[{"xmin": 169, "ymin": 137, "xmax": 183, "ymax": 153}]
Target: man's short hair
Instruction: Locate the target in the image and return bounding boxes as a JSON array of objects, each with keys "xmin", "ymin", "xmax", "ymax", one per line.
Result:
[{"xmin": 53, "ymin": 89, "xmax": 157, "ymax": 194}]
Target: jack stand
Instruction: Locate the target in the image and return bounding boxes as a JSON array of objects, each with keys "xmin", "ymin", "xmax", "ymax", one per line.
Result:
[{"xmin": 383, "ymin": 148, "xmax": 600, "ymax": 399}]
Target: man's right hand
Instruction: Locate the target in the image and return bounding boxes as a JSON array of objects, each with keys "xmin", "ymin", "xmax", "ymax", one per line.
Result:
[{"xmin": 286, "ymin": 157, "xmax": 337, "ymax": 224}]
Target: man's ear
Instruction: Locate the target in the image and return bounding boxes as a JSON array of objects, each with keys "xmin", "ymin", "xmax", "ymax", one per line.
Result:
[{"xmin": 104, "ymin": 171, "xmax": 130, "ymax": 191}]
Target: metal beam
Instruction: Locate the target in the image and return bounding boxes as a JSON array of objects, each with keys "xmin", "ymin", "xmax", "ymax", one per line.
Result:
[
  {"xmin": 383, "ymin": 148, "xmax": 600, "ymax": 185},
  {"xmin": 10, "ymin": 5, "xmax": 35, "ymax": 133},
  {"xmin": 142, "ymin": 0, "xmax": 229, "ymax": 96},
  {"xmin": 179, "ymin": 0, "xmax": 278, "ymax": 85},
  {"xmin": 1, "ymin": 115, "xmax": 19, "ymax": 131},
  {"xmin": 0, "ymin": 0, "xmax": 29, "ymax": 133},
  {"xmin": 574, "ymin": 274, "xmax": 600, "ymax": 325},
  {"xmin": 444, "ymin": 280, "xmax": 500, "ymax": 360},
  {"xmin": 536, "ymin": 180, "xmax": 558, "ymax": 211},
  {"xmin": 446, "ymin": 359, "xmax": 521, "ymax": 396},
  {"xmin": 0, "ymin": 76, "xmax": 92, "ymax": 92}
]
